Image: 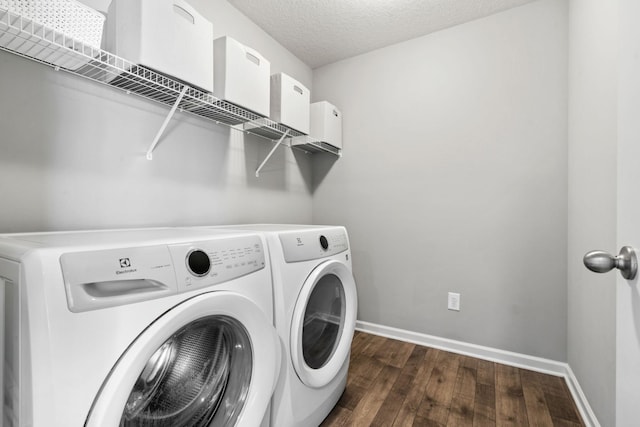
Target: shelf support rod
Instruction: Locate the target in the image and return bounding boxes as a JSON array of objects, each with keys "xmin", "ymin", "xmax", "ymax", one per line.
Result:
[
  {"xmin": 255, "ymin": 129, "xmax": 290, "ymax": 177},
  {"xmin": 146, "ymin": 85, "xmax": 189, "ymax": 160}
]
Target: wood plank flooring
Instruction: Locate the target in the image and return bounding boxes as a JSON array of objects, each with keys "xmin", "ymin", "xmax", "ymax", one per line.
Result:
[{"xmin": 320, "ymin": 331, "xmax": 584, "ymax": 427}]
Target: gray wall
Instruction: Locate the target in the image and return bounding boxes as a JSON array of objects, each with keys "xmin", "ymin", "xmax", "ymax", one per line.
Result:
[
  {"xmin": 0, "ymin": 0, "xmax": 314, "ymax": 233},
  {"xmin": 567, "ymin": 0, "xmax": 617, "ymax": 425},
  {"xmin": 311, "ymin": 0, "xmax": 569, "ymax": 361}
]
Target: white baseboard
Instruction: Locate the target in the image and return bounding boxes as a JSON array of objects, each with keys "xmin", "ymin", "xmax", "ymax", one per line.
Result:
[
  {"xmin": 355, "ymin": 320, "xmax": 600, "ymax": 427},
  {"xmin": 563, "ymin": 365, "xmax": 601, "ymax": 427}
]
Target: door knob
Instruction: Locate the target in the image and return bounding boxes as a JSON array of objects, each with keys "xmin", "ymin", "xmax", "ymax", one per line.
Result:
[{"xmin": 583, "ymin": 246, "xmax": 637, "ymax": 280}]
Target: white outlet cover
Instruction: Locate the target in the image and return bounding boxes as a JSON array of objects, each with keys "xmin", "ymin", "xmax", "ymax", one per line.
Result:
[{"xmin": 448, "ymin": 292, "xmax": 460, "ymax": 311}]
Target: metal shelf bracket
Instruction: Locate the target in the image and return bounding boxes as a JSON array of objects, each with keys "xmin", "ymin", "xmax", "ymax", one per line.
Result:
[
  {"xmin": 255, "ymin": 129, "xmax": 290, "ymax": 177},
  {"xmin": 146, "ymin": 85, "xmax": 189, "ymax": 160}
]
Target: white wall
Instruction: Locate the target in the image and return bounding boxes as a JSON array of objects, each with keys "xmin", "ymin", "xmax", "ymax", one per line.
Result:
[
  {"xmin": 312, "ymin": 0, "xmax": 568, "ymax": 361},
  {"xmin": 0, "ymin": 0, "xmax": 314, "ymax": 233},
  {"xmin": 567, "ymin": 0, "xmax": 618, "ymax": 424}
]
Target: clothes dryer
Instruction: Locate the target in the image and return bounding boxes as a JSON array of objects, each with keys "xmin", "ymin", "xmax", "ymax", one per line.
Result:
[
  {"xmin": 209, "ymin": 225, "xmax": 357, "ymax": 427},
  {"xmin": 0, "ymin": 228, "xmax": 280, "ymax": 427}
]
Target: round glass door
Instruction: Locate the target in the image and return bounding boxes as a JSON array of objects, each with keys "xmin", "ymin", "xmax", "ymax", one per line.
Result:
[
  {"xmin": 302, "ymin": 274, "xmax": 346, "ymax": 369},
  {"xmin": 86, "ymin": 292, "xmax": 280, "ymax": 427},
  {"xmin": 291, "ymin": 260, "xmax": 357, "ymax": 388},
  {"xmin": 121, "ymin": 316, "xmax": 251, "ymax": 427}
]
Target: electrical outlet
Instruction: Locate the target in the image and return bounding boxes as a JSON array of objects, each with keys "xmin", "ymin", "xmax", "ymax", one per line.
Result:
[{"xmin": 448, "ymin": 292, "xmax": 460, "ymax": 311}]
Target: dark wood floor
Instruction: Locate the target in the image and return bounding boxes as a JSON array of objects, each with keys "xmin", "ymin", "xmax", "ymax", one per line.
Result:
[{"xmin": 321, "ymin": 331, "xmax": 585, "ymax": 426}]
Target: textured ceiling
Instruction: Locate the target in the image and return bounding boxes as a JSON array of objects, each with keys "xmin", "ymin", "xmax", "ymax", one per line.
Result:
[{"xmin": 228, "ymin": 0, "xmax": 538, "ymax": 68}]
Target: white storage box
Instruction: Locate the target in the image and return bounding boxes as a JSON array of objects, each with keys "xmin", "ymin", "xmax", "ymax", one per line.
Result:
[
  {"xmin": 106, "ymin": 0, "xmax": 213, "ymax": 93},
  {"xmin": 270, "ymin": 73, "xmax": 310, "ymax": 135},
  {"xmin": 214, "ymin": 36, "xmax": 270, "ymax": 117},
  {"xmin": 309, "ymin": 101, "xmax": 342, "ymax": 149},
  {"xmin": 0, "ymin": 0, "xmax": 105, "ymax": 70}
]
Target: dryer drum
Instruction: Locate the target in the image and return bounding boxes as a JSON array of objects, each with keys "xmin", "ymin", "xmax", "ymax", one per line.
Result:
[{"xmin": 120, "ymin": 316, "xmax": 253, "ymax": 427}]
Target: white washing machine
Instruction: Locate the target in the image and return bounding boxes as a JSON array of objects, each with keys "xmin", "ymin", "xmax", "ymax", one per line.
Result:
[
  {"xmin": 209, "ymin": 225, "xmax": 358, "ymax": 427},
  {"xmin": 0, "ymin": 228, "xmax": 280, "ymax": 427}
]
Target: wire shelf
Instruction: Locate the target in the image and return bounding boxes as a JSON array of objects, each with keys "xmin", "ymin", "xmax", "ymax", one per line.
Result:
[
  {"xmin": 243, "ymin": 118, "xmax": 306, "ymax": 140},
  {"xmin": 291, "ymin": 136, "xmax": 342, "ymax": 156},
  {"xmin": 0, "ymin": 6, "xmax": 341, "ymax": 157}
]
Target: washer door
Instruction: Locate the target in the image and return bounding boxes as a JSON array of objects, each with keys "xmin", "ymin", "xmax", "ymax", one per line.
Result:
[
  {"xmin": 86, "ymin": 291, "xmax": 279, "ymax": 427},
  {"xmin": 290, "ymin": 260, "xmax": 357, "ymax": 388}
]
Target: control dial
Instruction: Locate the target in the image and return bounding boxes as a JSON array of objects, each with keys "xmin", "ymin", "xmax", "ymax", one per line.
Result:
[
  {"xmin": 319, "ymin": 235, "xmax": 329, "ymax": 250},
  {"xmin": 187, "ymin": 249, "xmax": 211, "ymax": 277}
]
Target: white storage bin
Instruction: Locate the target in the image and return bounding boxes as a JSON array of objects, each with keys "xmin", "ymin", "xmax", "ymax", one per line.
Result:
[
  {"xmin": 309, "ymin": 101, "xmax": 342, "ymax": 149},
  {"xmin": 0, "ymin": 0, "xmax": 105, "ymax": 70},
  {"xmin": 213, "ymin": 36, "xmax": 270, "ymax": 117},
  {"xmin": 106, "ymin": 0, "xmax": 213, "ymax": 93},
  {"xmin": 270, "ymin": 73, "xmax": 310, "ymax": 135}
]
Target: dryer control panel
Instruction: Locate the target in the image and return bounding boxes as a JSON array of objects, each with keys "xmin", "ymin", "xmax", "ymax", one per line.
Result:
[
  {"xmin": 280, "ymin": 229, "xmax": 348, "ymax": 263},
  {"xmin": 169, "ymin": 235, "xmax": 265, "ymax": 292}
]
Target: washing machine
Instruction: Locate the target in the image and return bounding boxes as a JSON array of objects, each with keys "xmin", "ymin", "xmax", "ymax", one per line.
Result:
[
  {"xmin": 0, "ymin": 227, "xmax": 280, "ymax": 427},
  {"xmin": 209, "ymin": 225, "xmax": 358, "ymax": 427}
]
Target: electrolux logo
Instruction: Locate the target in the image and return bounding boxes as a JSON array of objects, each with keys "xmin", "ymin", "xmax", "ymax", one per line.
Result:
[{"xmin": 116, "ymin": 257, "xmax": 137, "ymax": 275}]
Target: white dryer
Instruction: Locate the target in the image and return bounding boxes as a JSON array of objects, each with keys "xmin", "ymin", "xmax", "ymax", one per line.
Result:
[
  {"xmin": 0, "ymin": 228, "xmax": 280, "ymax": 427},
  {"xmin": 209, "ymin": 225, "xmax": 358, "ymax": 427}
]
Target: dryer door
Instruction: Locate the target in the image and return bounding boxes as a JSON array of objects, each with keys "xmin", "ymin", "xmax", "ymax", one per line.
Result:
[
  {"xmin": 290, "ymin": 260, "xmax": 357, "ymax": 388},
  {"xmin": 86, "ymin": 291, "xmax": 279, "ymax": 427}
]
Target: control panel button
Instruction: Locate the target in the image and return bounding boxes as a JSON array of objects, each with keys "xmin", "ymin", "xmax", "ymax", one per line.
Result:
[
  {"xmin": 187, "ymin": 249, "xmax": 211, "ymax": 277},
  {"xmin": 320, "ymin": 235, "xmax": 329, "ymax": 250}
]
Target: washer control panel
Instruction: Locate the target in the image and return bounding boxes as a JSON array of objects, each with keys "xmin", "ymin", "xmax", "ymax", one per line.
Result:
[
  {"xmin": 61, "ymin": 245, "xmax": 179, "ymax": 312},
  {"xmin": 59, "ymin": 234, "xmax": 266, "ymax": 312},
  {"xmin": 170, "ymin": 235, "xmax": 266, "ymax": 292},
  {"xmin": 280, "ymin": 228, "xmax": 348, "ymax": 263}
]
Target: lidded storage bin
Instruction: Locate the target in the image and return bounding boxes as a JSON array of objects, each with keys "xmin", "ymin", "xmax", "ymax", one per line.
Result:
[
  {"xmin": 309, "ymin": 101, "xmax": 342, "ymax": 149},
  {"xmin": 270, "ymin": 72, "xmax": 310, "ymax": 135},
  {"xmin": 0, "ymin": 0, "xmax": 105, "ymax": 69},
  {"xmin": 213, "ymin": 36, "xmax": 270, "ymax": 117},
  {"xmin": 106, "ymin": 0, "xmax": 214, "ymax": 93}
]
